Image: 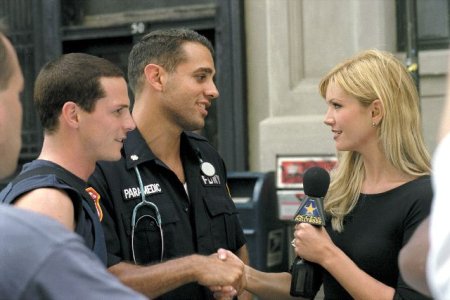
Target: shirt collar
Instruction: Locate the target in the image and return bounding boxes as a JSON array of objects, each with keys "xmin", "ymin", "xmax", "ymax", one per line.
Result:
[
  {"xmin": 123, "ymin": 129, "xmax": 197, "ymax": 169},
  {"xmin": 123, "ymin": 129, "xmax": 157, "ymax": 169}
]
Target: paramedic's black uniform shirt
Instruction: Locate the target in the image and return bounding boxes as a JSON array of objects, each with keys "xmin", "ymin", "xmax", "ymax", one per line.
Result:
[{"xmin": 89, "ymin": 129, "xmax": 246, "ymax": 300}]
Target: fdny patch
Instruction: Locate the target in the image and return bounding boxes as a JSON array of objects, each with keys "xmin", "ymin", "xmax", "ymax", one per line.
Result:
[
  {"xmin": 201, "ymin": 174, "xmax": 221, "ymax": 186},
  {"xmin": 86, "ymin": 187, "xmax": 103, "ymax": 221},
  {"xmin": 122, "ymin": 183, "xmax": 162, "ymax": 200}
]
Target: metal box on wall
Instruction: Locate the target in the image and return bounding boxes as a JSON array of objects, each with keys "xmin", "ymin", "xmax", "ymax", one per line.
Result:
[{"xmin": 227, "ymin": 171, "xmax": 290, "ymax": 272}]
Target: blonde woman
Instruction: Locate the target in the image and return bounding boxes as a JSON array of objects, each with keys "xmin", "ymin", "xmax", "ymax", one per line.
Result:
[
  {"xmin": 213, "ymin": 50, "xmax": 433, "ymax": 300},
  {"xmin": 292, "ymin": 49, "xmax": 432, "ymax": 300}
]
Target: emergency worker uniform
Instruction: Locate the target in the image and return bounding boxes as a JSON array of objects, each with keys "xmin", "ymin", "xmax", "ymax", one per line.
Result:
[
  {"xmin": 88, "ymin": 129, "xmax": 246, "ymax": 300},
  {"xmin": 0, "ymin": 160, "xmax": 107, "ymax": 265}
]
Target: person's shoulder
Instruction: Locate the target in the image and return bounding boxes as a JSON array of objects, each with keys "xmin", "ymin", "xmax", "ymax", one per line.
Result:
[
  {"xmin": 184, "ymin": 131, "xmax": 222, "ymax": 157},
  {"xmin": 20, "ymin": 159, "xmax": 77, "ymax": 182},
  {"xmin": 433, "ymin": 133, "xmax": 450, "ymax": 171},
  {"xmin": 1, "ymin": 160, "xmax": 79, "ymax": 205},
  {"xmin": 0, "ymin": 205, "xmax": 79, "ymax": 244},
  {"xmin": 409, "ymin": 175, "xmax": 432, "ymax": 193},
  {"xmin": 0, "ymin": 206, "xmax": 83, "ymax": 300},
  {"xmin": 396, "ymin": 176, "xmax": 433, "ymax": 200},
  {"xmin": 399, "ymin": 176, "xmax": 433, "ymax": 212}
]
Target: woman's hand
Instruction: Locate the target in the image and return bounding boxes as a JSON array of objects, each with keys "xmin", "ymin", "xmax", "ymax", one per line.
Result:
[{"xmin": 292, "ymin": 223, "xmax": 334, "ymax": 264}]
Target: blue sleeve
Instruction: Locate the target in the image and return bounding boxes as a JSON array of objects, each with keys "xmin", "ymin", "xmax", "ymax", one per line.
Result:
[{"xmin": 22, "ymin": 238, "xmax": 146, "ymax": 300}]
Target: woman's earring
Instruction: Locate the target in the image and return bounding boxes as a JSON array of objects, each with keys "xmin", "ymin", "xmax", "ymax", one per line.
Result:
[{"xmin": 372, "ymin": 122, "xmax": 377, "ymax": 127}]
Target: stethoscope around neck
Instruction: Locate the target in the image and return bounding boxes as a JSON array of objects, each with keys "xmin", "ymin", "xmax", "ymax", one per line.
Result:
[
  {"xmin": 131, "ymin": 165, "xmax": 164, "ymax": 264},
  {"xmin": 129, "ymin": 150, "xmax": 216, "ymax": 264}
]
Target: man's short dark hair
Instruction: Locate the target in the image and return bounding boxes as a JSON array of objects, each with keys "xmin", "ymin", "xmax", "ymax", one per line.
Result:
[
  {"xmin": 34, "ymin": 53, "xmax": 125, "ymax": 133},
  {"xmin": 128, "ymin": 28, "xmax": 214, "ymax": 94}
]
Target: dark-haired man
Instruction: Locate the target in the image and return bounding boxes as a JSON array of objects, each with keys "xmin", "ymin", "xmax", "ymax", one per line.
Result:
[
  {"xmin": 0, "ymin": 51, "xmax": 136, "ymax": 261},
  {"xmin": 89, "ymin": 28, "xmax": 248, "ymax": 299}
]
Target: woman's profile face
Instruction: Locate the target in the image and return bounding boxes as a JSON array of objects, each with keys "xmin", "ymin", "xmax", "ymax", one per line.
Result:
[{"xmin": 323, "ymin": 82, "xmax": 377, "ymax": 154}]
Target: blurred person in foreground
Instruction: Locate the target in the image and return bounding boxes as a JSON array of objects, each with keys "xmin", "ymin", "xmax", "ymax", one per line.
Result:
[{"xmin": 399, "ymin": 59, "xmax": 450, "ymax": 299}]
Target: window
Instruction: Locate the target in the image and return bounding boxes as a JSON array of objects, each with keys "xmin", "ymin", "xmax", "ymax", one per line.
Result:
[{"xmin": 397, "ymin": 0, "xmax": 449, "ymax": 51}]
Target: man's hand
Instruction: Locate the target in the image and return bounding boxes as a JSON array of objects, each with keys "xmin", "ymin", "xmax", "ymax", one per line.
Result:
[
  {"xmin": 208, "ymin": 248, "xmax": 248, "ymax": 299},
  {"xmin": 193, "ymin": 248, "xmax": 245, "ymax": 297}
]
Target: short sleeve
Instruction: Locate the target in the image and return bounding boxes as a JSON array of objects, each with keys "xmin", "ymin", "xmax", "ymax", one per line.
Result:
[{"xmin": 22, "ymin": 237, "xmax": 146, "ymax": 300}]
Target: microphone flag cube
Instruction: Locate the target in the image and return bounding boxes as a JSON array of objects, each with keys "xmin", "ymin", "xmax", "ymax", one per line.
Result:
[{"xmin": 293, "ymin": 196, "xmax": 325, "ymax": 226}]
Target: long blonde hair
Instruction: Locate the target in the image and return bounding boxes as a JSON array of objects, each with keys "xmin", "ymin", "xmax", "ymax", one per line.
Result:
[{"xmin": 319, "ymin": 49, "xmax": 431, "ymax": 232}]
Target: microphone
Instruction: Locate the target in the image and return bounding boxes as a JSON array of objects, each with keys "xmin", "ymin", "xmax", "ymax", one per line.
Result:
[{"xmin": 290, "ymin": 167, "xmax": 330, "ymax": 299}]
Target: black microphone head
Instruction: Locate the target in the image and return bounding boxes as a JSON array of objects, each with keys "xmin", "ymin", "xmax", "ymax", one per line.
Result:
[{"xmin": 303, "ymin": 167, "xmax": 330, "ymax": 198}]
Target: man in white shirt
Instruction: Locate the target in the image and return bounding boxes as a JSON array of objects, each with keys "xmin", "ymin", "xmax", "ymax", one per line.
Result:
[
  {"xmin": 399, "ymin": 61, "xmax": 450, "ymax": 299},
  {"xmin": 427, "ymin": 132, "xmax": 450, "ymax": 299}
]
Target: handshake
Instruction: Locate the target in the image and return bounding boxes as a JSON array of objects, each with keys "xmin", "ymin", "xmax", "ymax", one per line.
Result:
[{"xmin": 198, "ymin": 248, "xmax": 248, "ymax": 299}]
